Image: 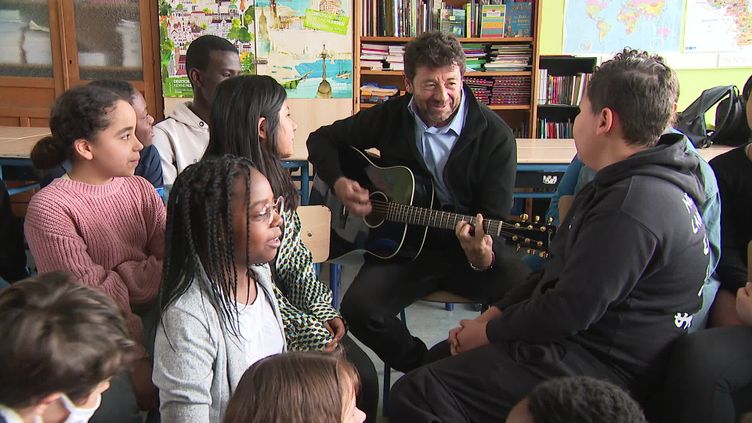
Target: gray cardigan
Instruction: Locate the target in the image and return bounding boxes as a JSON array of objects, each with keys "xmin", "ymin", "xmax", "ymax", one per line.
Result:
[{"xmin": 153, "ymin": 264, "xmax": 286, "ymax": 423}]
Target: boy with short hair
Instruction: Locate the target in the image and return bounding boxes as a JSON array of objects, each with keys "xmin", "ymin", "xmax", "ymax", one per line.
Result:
[
  {"xmin": 390, "ymin": 48, "xmax": 711, "ymax": 421},
  {"xmin": 506, "ymin": 376, "xmax": 646, "ymax": 423},
  {"xmin": 152, "ymin": 35, "xmax": 241, "ymax": 184},
  {"xmin": 0, "ymin": 272, "xmax": 136, "ymax": 423}
]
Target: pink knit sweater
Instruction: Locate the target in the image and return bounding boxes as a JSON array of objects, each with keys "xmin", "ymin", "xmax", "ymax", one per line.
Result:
[{"xmin": 24, "ymin": 176, "xmax": 166, "ymax": 342}]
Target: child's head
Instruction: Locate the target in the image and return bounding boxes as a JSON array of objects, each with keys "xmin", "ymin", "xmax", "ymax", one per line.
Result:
[
  {"xmin": 207, "ymin": 74, "xmax": 299, "ymax": 209},
  {"xmin": 31, "ymin": 85, "xmax": 142, "ymax": 177},
  {"xmin": 185, "ymin": 35, "xmax": 241, "ymax": 104},
  {"xmin": 88, "ymin": 80, "xmax": 155, "ymax": 147},
  {"xmin": 0, "ymin": 272, "xmax": 136, "ymax": 422},
  {"xmin": 224, "ymin": 352, "xmax": 365, "ymax": 423},
  {"xmin": 575, "ymin": 48, "xmax": 678, "ymax": 164},
  {"xmin": 506, "ymin": 376, "xmax": 646, "ymax": 423},
  {"xmin": 161, "ymin": 156, "xmax": 282, "ymax": 328}
]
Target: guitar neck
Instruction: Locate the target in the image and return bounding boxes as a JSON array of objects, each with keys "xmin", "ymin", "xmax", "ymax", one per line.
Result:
[{"xmin": 381, "ymin": 201, "xmax": 504, "ymax": 236}]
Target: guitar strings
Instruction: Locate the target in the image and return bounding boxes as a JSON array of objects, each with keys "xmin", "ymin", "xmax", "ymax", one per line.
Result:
[{"xmin": 368, "ymin": 200, "xmax": 548, "ymax": 231}]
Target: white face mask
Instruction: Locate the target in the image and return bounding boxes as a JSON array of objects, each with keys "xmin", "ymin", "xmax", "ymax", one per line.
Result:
[{"xmin": 58, "ymin": 393, "xmax": 101, "ymax": 423}]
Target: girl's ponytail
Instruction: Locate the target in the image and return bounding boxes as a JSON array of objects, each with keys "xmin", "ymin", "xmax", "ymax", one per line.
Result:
[{"xmin": 30, "ymin": 134, "xmax": 68, "ymax": 170}]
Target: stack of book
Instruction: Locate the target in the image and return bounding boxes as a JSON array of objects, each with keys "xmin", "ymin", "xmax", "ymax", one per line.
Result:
[
  {"xmin": 491, "ymin": 75, "xmax": 531, "ymax": 105},
  {"xmin": 537, "ymin": 69, "xmax": 590, "ymax": 105},
  {"xmin": 385, "ymin": 45, "xmax": 405, "ymax": 71},
  {"xmin": 359, "ymin": 0, "xmax": 533, "ymax": 38},
  {"xmin": 463, "ymin": 0, "xmax": 534, "ymax": 38},
  {"xmin": 485, "ymin": 44, "xmax": 531, "ymax": 71},
  {"xmin": 538, "ymin": 119, "xmax": 573, "ymax": 139},
  {"xmin": 360, "ymin": 43, "xmax": 388, "ymax": 70},
  {"xmin": 463, "ymin": 43, "xmax": 487, "ymax": 72},
  {"xmin": 360, "ymin": 82, "xmax": 400, "ymax": 104},
  {"xmin": 465, "ymin": 76, "xmax": 494, "ymax": 104}
]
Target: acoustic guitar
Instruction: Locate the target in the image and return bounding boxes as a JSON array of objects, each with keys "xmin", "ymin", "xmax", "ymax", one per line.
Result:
[{"xmin": 309, "ymin": 147, "xmax": 555, "ymax": 263}]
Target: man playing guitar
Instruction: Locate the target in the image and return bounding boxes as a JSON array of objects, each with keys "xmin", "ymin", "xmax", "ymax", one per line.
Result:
[{"xmin": 307, "ymin": 31, "xmax": 529, "ymax": 373}]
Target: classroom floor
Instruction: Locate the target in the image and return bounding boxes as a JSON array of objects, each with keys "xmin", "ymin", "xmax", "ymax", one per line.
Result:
[{"xmin": 331, "ymin": 262, "xmax": 479, "ymax": 422}]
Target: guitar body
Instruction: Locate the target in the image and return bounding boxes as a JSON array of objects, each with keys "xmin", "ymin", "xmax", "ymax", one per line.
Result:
[{"xmin": 310, "ymin": 147, "xmax": 434, "ymax": 262}]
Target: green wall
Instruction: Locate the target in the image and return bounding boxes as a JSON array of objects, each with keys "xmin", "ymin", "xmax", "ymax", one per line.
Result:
[{"xmin": 540, "ymin": 0, "xmax": 751, "ymax": 110}]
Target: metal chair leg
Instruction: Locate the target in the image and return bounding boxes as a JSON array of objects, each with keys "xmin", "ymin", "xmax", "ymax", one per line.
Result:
[{"xmin": 382, "ymin": 308, "xmax": 407, "ymax": 416}]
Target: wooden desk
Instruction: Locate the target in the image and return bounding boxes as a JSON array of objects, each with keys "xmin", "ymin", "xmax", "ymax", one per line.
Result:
[
  {"xmin": 0, "ymin": 127, "xmax": 50, "ymax": 158},
  {"xmin": 516, "ymin": 138, "xmax": 733, "ymax": 164},
  {"xmin": 0, "ymin": 127, "xmax": 50, "ymax": 195}
]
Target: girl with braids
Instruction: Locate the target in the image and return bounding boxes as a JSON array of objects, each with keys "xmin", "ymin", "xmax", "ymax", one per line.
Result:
[
  {"xmin": 204, "ymin": 74, "xmax": 378, "ymax": 421},
  {"xmin": 153, "ymin": 156, "xmax": 286, "ymax": 423},
  {"xmin": 24, "ymin": 84, "xmax": 164, "ymax": 421}
]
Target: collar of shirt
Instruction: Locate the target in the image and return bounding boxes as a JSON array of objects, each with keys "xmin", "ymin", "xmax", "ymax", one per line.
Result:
[
  {"xmin": 0, "ymin": 404, "xmax": 24, "ymax": 423},
  {"xmin": 408, "ymin": 87, "xmax": 467, "ymax": 136}
]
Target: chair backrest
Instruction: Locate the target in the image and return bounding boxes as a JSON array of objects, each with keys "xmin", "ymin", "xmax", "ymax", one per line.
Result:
[
  {"xmin": 748, "ymin": 240, "xmax": 751, "ymax": 282},
  {"xmin": 297, "ymin": 205, "xmax": 331, "ymax": 264},
  {"xmin": 558, "ymin": 195, "xmax": 575, "ymax": 223}
]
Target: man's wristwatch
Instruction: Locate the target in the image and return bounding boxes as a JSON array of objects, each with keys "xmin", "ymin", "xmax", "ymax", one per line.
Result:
[{"xmin": 469, "ymin": 251, "xmax": 496, "ymax": 271}]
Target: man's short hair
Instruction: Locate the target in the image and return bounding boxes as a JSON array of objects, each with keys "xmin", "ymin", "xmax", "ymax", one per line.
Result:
[
  {"xmin": 0, "ymin": 272, "xmax": 136, "ymax": 408},
  {"xmin": 403, "ymin": 31, "xmax": 466, "ymax": 82},
  {"xmin": 185, "ymin": 35, "xmax": 238, "ymax": 75},
  {"xmin": 586, "ymin": 48, "xmax": 678, "ymax": 147},
  {"xmin": 527, "ymin": 376, "xmax": 646, "ymax": 423}
]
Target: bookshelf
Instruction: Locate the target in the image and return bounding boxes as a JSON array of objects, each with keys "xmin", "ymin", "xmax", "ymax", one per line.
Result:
[
  {"xmin": 536, "ymin": 55, "xmax": 597, "ymax": 139},
  {"xmin": 353, "ymin": 1, "xmax": 542, "ymax": 137}
]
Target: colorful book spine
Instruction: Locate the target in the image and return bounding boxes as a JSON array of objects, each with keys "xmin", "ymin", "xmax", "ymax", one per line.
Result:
[{"xmin": 480, "ymin": 5, "xmax": 506, "ymax": 38}]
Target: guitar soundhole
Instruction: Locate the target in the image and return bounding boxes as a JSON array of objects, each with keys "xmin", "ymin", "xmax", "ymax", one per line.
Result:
[{"xmin": 364, "ymin": 191, "xmax": 388, "ymax": 228}]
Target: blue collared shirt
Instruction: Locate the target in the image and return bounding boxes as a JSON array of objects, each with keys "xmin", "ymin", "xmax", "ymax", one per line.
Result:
[{"xmin": 408, "ymin": 89, "xmax": 468, "ymax": 206}]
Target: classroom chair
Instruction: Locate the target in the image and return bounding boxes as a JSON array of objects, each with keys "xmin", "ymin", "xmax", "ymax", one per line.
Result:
[
  {"xmin": 296, "ymin": 204, "xmax": 344, "ymax": 309},
  {"xmin": 297, "ymin": 205, "xmax": 331, "ymax": 264}
]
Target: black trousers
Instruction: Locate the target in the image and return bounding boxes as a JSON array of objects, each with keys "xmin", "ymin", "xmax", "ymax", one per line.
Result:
[
  {"xmin": 389, "ymin": 339, "xmax": 626, "ymax": 422},
  {"xmin": 341, "ymin": 246, "xmax": 529, "ymax": 373},
  {"xmin": 341, "ymin": 335, "xmax": 379, "ymax": 423},
  {"xmin": 657, "ymin": 326, "xmax": 752, "ymax": 423}
]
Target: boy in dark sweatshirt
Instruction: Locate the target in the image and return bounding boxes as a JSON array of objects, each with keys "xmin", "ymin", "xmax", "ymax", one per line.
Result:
[{"xmin": 389, "ymin": 48, "xmax": 711, "ymax": 422}]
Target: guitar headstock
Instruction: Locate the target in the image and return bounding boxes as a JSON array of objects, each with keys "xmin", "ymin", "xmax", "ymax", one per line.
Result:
[{"xmin": 503, "ymin": 214, "xmax": 556, "ymax": 258}]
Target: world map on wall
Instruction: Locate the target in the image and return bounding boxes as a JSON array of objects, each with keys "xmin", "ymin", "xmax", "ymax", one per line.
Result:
[
  {"xmin": 563, "ymin": 0, "xmax": 684, "ymax": 54},
  {"xmin": 684, "ymin": 0, "xmax": 752, "ymax": 53},
  {"xmin": 564, "ymin": 0, "xmax": 752, "ymax": 60}
]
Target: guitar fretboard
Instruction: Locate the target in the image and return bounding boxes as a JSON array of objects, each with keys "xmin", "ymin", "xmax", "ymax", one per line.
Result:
[{"xmin": 376, "ymin": 200, "xmax": 504, "ymax": 236}]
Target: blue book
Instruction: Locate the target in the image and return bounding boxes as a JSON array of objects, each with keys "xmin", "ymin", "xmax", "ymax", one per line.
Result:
[{"xmin": 505, "ymin": 2, "xmax": 532, "ymax": 38}]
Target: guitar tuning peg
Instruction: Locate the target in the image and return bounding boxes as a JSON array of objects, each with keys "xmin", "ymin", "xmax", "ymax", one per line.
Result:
[
  {"xmin": 527, "ymin": 225, "xmax": 533, "ymax": 230},
  {"xmin": 547, "ymin": 217, "xmax": 554, "ymax": 225},
  {"xmin": 515, "ymin": 245, "xmax": 522, "ymax": 252},
  {"xmin": 539, "ymin": 251, "xmax": 548, "ymax": 258},
  {"xmin": 523, "ymin": 238, "xmax": 530, "ymax": 244},
  {"xmin": 520, "ymin": 213, "xmax": 529, "ymax": 221},
  {"xmin": 534, "ymin": 215, "xmax": 540, "ymax": 223},
  {"xmin": 539, "ymin": 226, "xmax": 547, "ymax": 232},
  {"xmin": 537, "ymin": 241, "xmax": 543, "ymax": 247},
  {"xmin": 527, "ymin": 248, "xmax": 535, "ymax": 255},
  {"xmin": 514, "ymin": 222, "xmax": 521, "ymax": 228},
  {"xmin": 512, "ymin": 235, "xmax": 519, "ymax": 242}
]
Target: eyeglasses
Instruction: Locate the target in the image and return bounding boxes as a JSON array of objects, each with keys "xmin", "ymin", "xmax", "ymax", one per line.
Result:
[{"xmin": 252, "ymin": 196, "xmax": 284, "ymax": 224}]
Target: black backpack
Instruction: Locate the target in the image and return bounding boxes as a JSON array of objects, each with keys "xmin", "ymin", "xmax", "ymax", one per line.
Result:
[{"xmin": 675, "ymin": 85, "xmax": 750, "ymax": 148}]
